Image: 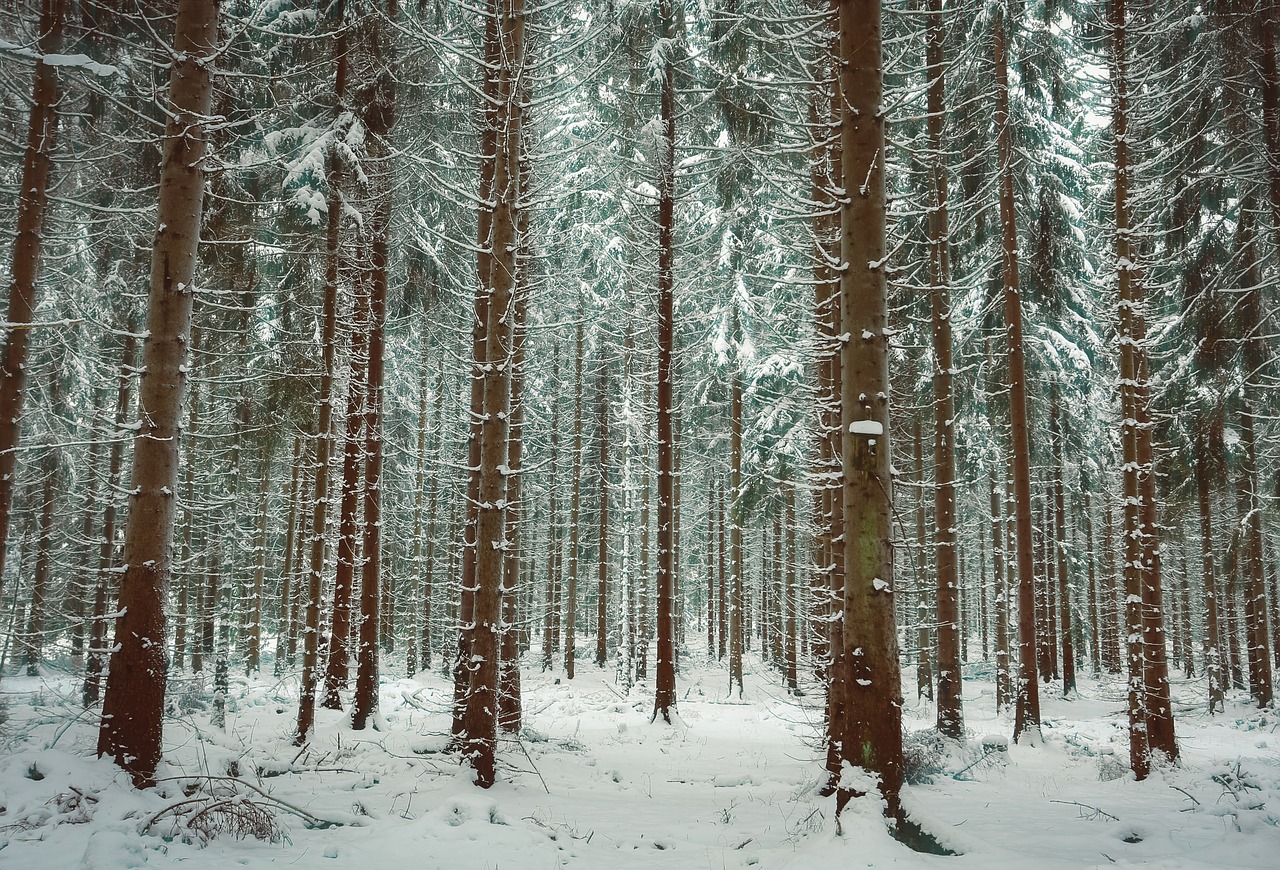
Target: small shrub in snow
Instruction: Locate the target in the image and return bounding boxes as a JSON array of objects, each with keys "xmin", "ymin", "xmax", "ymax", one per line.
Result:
[
  {"xmin": 1097, "ymin": 750, "xmax": 1128, "ymax": 782},
  {"xmin": 144, "ymin": 780, "xmax": 286, "ymax": 845},
  {"xmin": 903, "ymin": 729, "xmax": 949, "ymax": 784}
]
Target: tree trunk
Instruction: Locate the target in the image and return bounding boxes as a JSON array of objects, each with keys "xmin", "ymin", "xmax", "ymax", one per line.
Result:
[
  {"xmin": 23, "ymin": 440, "xmax": 57, "ymax": 675},
  {"xmin": 996, "ymin": 6, "xmax": 1042, "ymax": 745},
  {"xmin": 97, "ymin": 0, "xmax": 220, "ymax": 787},
  {"xmin": 729, "ymin": 328, "xmax": 744, "ymax": 697},
  {"xmin": 652, "ymin": 0, "xmax": 678, "ymax": 723},
  {"xmin": 543, "ymin": 356, "xmax": 561, "ymax": 671},
  {"xmin": 462, "ymin": 0, "xmax": 522, "ymax": 786},
  {"xmin": 296, "ymin": 5, "xmax": 351, "ymax": 746},
  {"xmin": 1051, "ymin": 389, "xmax": 1075, "ymax": 696},
  {"xmin": 276, "ymin": 436, "xmax": 302, "ymax": 676},
  {"xmin": 1239, "ymin": 404, "xmax": 1273, "ymax": 708},
  {"xmin": 323, "ymin": 293, "xmax": 369, "ymax": 710},
  {"xmin": 992, "ymin": 472, "xmax": 1011, "ymax": 710},
  {"xmin": 784, "ymin": 487, "xmax": 799, "ymax": 693},
  {"xmin": 566, "ymin": 305, "xmax": 584, "ymax": 679},
  {"xmin": 352, "ymin": 11, "xmax": 395, "ymax": 726},
  {"xmin": 1083, "ymin": 484, "xmax": 1101, "ymax": 677},
  {"xmin": 246, "ymin": 454, "xmax": 271, "ymax": 675},
  {"xmin": 0, "ymin": 0, "xmax": 67, "ymax": 603},
  {"xmin": 833, "ymin": 0, "xmax": 903, "ymax": 819},
  {"xmin": 914, "ymin": 420, "xmax": 933, "ymax": 701},
  {"xmin": 596, "ymin": 364, "xmax": 610, "ymax": 667},
  {"xmin": 923, "ymin": 0, "xmax": 962, "ymax": 741}
]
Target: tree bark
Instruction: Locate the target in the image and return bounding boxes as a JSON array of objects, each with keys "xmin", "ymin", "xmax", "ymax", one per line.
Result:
[
  {"xmin": 833, "ymin": 0, "xmax": 903, "ymax": 819},
  {"xmin": 652, "ymin": 0, "xmax": 678, "ymax": 723},
  {"xmin": 566, "ymin": 305, "xmax": 584, "ymax": 679},
  {"xmin": 996, "ymin": 6, "xmax": 1042, "ymax": 745},
  {"xmin": 352, "ymin": 7, "xmax": 395, "ymax": 727},
  {"xmin": 596, "ymin": 364, "xmax": 610, "ymax": 667},
  {"xmin": 729, "ymin": 318, "xmax": 744, "ymax": 697},
  {"xmin": 323, "ymin": 292, "xmax": 369, "ymax": 709},
  {"xmin": 296, "ymin": 3, "xmax": 352, "ymax": 746},
  {"xmin": 924, "ymin": 0, "xmax": 962, "ymax": 741},
  {"xmin": 0, "ymin": 0, "xmax": 67, "ymax": 603},
  {"xmin": 97, "ymin": 0, "xmax": 220, "ymax": 787},
  {"xmin": 1051, "ymin": 389, "xmax": 1075, "ymax": 696},
  {"xmin": 462, "ymin": 0, "xmax": 522, "ymax": 786}
]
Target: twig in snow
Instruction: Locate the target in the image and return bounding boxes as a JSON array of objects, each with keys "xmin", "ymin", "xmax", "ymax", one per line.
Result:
[{"xmin": 1050, "ymin": 799, "xmax": 1118, "ymax": 822}]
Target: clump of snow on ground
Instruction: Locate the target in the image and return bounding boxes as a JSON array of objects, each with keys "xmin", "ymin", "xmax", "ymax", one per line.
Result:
[{"xmin": 2, "ymin": 654, "xmax": 1277, "ymax": 868}]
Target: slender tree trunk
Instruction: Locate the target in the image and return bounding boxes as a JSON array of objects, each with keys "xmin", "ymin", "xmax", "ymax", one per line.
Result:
[
  {"xmin": 0, "ymin": 0, "xmax": 66, "ymax": 602},
  {"xmin": 324, "ymin": 292, "xmax": 369, "ymax": 709},
  {"xmin": 407, "ymin": 357, "xmax": 429, "ymax": 674},
  {"xmin": 566, "ymin": 307, "xmax": 584, "ymax": 679},
  {"xmin": 352, "ymin": 12, "xmax": 395, "ymax": 726},
  {"xmin": 296, "ymin": 6, "xmax": 350, "ymax": 746},
  {"xmin": 996, "ymin": 7, "xmax": 1041, "ymax": 745},
  {"xmin": 992, "ymin": 472, "xmax": 1011, "ymax": 710},
  {"xmin": 71, "ymin": 393, "xmax": 106, "ymax": 668},
  {"xmin": 1051, "ymin": 390, "xmax": 1075, "ymax": 696},
  {"xmin": 597, "ymin": 365, "xmax": 610, "ymax": 667},
  {"xmin": 276, "ymin": 436, "xmax": 302, "ymax": 676},
  {"xmin": 652, "ymin": 0, "xmax": 679, "ymax": 722},
  {"xmin": 784, "ymin": 487, "xmax": 799, "ymax": 693},
  {"xmin": 914, "ymin": 421, "xmax": 933, "ymax": 701},
  {"xmin": 1239, "ymin": 404, "xmax": 1273, "ymax": 708},
  {"xmin": 718, "ymin": 472, "xmax": 728, "ymax": 661},
  {"xmin": 454, "ymin": 2, "xmax": 503, "ymax": 737},
  {"xmin": 543, "ymin": 358, "xmax": 561, "ymax": 671},
  {"xmin": 83, "ymin": 333, "xmax": 132, "ymax": 707},
  {"xmin": 1084, "ymin": 485, "xmax": 1101, "ymax": 677},
  {"xmin": 97, "ymin": 0, "xmax": 219, "ymax": 787},
  {"xmin": 246, "ymin": 454, "xmax": 271, "ymax": 675},
  {"xmin": 729, "ymin": 329, "xmax": 744, "ymax": 697},
  {"xmin": 499, "ymin": 257, "xmax": 529, "ymax": 733},
  {"xmin": 924, "ymin": 0, "xmax": 962, "ymax": 740},
  {"xmin": 23, "ymin": 441, "xmax": 57, "ymax": 675}
]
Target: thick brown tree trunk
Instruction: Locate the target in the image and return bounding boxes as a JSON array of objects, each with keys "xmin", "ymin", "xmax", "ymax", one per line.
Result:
[
  {"xmin": 832, "ymin": 0, "xmax": 903, "ymax": 819},
  {"xmin": 462, "ymin": 0, "xmax": 522, "ymax": 785},
  {"xmin": 97, "ymin": 0, "xmax": 219, "ymax": 787},
  {"xmin": 0, "ymin": 0, "xmax": 66, "ymax": 602},
  {"xmin": 1110, "ymin": 0, "xmax": 1176, "ymax": 774}
]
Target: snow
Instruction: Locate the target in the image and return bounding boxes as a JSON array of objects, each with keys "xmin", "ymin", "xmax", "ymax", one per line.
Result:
[
  {"xmin": 850, "ymin": 420, "xmax": 884, "ymax": 436},
  {"xmin": 1, "ymin": 657, "xmax": 1277, "ymax": 869}
]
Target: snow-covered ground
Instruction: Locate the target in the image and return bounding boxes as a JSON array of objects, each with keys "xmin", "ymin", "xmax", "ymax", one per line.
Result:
[{"xmin": 2, "ymin": 653, "xmax": 1277, "ymax": 868}]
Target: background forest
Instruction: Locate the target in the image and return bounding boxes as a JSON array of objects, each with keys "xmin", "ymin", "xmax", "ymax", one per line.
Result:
[{"xmin": 1, "ymin": 0, "xmax": 1280, "ymax": 865}]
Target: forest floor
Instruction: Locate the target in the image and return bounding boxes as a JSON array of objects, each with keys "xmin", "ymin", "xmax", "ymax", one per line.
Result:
[{"xmin": 1, "ymin": 651, "xmax": 1278, "ymax": 869}]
